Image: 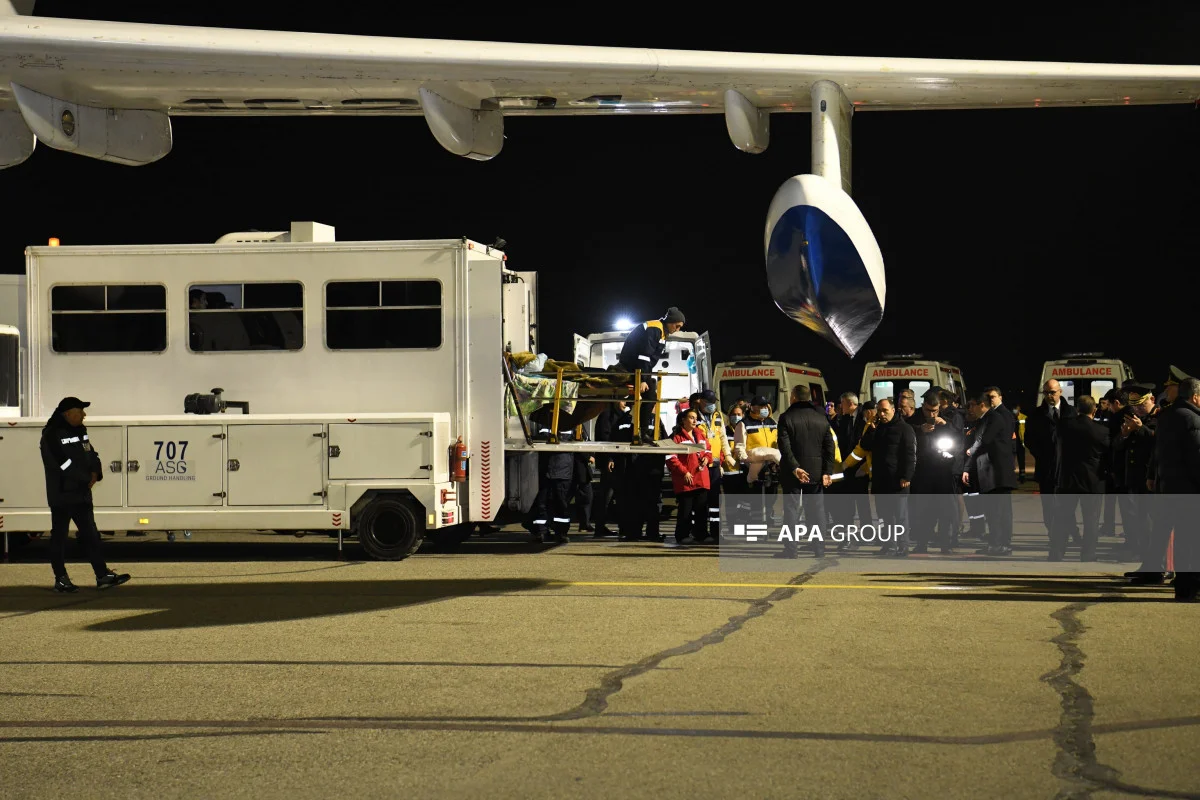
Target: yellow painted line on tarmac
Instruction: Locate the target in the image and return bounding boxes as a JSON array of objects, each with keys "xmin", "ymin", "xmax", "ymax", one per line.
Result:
[{"xmin": 547, "ymin": 581, "xmax": 968, "ymax": 591}]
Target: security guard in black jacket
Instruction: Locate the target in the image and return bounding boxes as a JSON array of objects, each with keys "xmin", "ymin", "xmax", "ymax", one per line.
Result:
[
  {"xmin": 39, "ymin": 397, "xmax": 130, "ymax": 593},
  {"xmin": 615, "ymin": 307, "xmax": 685, "ymax": 442}
]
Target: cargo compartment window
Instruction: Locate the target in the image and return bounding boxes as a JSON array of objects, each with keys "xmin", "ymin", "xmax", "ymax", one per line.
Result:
[
  {"xmin": 50, "ymin": 283, "xmax": 167, "ymax": 353},
  {"xmin": 188, "ymin": 281, "xmax": 304, "ymax": 352},
  {"xmin": 324, "ymin": 280, "xmax": 442, "ymax": 350}
]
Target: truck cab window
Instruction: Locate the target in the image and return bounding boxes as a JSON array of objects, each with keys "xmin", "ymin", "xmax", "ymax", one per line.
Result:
[
  {"xmin": 325, "ymin": 280, "xmax": 442, "ymax": 350},
  {"xmin": 188, "ymin": 282, "xmax": 304, "ymax": 352},
  {"xmin": 50, "ymin": 283, "xmax": 166, "ymax": 353}
]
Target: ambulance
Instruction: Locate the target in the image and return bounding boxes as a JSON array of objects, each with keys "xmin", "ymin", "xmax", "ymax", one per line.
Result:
[
  {"xmin": 1037, "ymin": 354, "xmax": 1136, "ymax": 407},
  {"xmin": 714, "ymin": 357, "xmax": 829, "ymax": 413},
  {"xmin": 860, "ymin": 355, "xmax": 967, "ymax": 403}
]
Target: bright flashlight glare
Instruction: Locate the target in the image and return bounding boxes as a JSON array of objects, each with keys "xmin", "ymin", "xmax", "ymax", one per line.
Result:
[
  {"xmin": 936, "ymin": 436, "xmax": 953, "ymax": 451},
  {"xmin": 613, "ymin": 317, "xmax": 635, "ymax": 332}
]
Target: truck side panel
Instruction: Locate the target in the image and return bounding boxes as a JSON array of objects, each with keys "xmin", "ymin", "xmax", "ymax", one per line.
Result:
[
  {"xmin": 27, "ymin": 244, "xmax": 464, "ymax": 418},
  {"xmin": 467, "ymin": 252, "xmax": 503, "ymax": 522}
]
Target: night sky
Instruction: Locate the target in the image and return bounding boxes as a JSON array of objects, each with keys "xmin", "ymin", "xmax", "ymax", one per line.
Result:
[{"xmin": 5, "ymin": 3, "xmax": 1197, "ymax": 409}]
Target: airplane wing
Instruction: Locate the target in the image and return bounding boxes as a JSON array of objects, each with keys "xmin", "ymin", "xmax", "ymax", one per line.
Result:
[{"xmin": 2, "ymin": 15, "xmax": 1198, "ymax": 117}]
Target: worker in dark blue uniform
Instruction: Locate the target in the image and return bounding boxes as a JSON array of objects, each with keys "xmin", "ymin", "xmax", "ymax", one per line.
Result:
[
  {"xmin": 616, "ymin": 307, "xmax": 685, "ymax": 442},
  {"xmin": 525, "ymin": 425, "xmax": 576, "ymax": 544},
  {"xmin": 39, "ymin": 396, "xmax": 130, "ymax": 593}
]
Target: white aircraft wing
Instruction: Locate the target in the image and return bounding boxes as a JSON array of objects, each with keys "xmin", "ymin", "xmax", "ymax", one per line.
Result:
[{"xmin": 3, "ymin": 16, "xmax": 1198, "ymax": 114}]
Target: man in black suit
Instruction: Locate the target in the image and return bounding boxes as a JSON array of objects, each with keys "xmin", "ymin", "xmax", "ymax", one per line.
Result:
[
  {"xmin": 1025, "ymin": 379, "xmax": 1076, "ymax": 536},
  {"xmin": 964, "ymin": 391, "xmax": 1019, "ymax": 555},
  {"xmin": 869, "ymin": 398, "xmax": 917, "ymax": 557},
  {"xmin": 1151, "ymin": 376, "xmax": 1200, "ymax": 601},
  {"xmin": 776, "ymin": 385, "xmax": 836, "ymax": 559},
  {"xmin": 1052, "ymin": 395, "xmax": 1111, "ymax": 561}
]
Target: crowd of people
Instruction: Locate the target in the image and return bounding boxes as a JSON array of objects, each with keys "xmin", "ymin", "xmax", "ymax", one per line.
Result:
[{"xmin": 521, "ymin": 309, "xmax": 1200, "ymax": 603}]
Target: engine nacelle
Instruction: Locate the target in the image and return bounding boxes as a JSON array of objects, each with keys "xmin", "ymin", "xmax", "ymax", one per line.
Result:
[{"xmin": 764, "ymin": 174, "xmax": 885, "ymax": 359}]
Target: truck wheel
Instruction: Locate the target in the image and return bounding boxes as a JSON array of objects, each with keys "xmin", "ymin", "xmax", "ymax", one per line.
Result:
[{"xmin": 356, "ymin": 495, "xmax": 425, "ymax": 561}]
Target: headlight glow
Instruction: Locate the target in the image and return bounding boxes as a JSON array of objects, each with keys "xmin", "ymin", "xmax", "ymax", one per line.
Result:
[{"xmin": 936, "ymin": 436, "xmax": 953, "ymax": 451}]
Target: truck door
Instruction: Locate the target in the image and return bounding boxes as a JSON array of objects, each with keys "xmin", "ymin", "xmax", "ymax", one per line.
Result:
[
  {"xmin": 87, "ymin": 426, "xmax": 125, "ymax": 507},
  {"xmin": 126, "ymin": 425, "xmax": 225, "ymax": 506},
  {"xmin": 573, "ymin": 334, "xmax": 591, "ymax": 368},
  {"xmin": 695, "ymin": 332, "xmax": 713, "ymax": 390},
  {"xmin": 228, "ymin": 424, "xmax": 325, "ymax": 506},
  {"xmin": 328, "ymin": 422, "xmax": 432, "ymax": 480}
]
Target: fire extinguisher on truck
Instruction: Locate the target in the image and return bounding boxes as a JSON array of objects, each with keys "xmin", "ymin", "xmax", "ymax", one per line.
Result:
[{"xmin": 450, "ymin": 435, "xmax": 468, "ymax": 483}]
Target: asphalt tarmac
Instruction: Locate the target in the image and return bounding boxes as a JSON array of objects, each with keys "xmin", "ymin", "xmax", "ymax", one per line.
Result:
[{"xmin": 2, "ymin": 500, "xmax": 1197, "ymax": 800}]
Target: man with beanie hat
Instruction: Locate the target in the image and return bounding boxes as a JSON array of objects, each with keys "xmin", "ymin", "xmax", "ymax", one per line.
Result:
[
  {"xmin": 39, "ymin": 396, "xmax": 130, "ymax": 592},
  {"xmin": 616, "ymin": 307, "xmax": 685, "ymax": 443}
]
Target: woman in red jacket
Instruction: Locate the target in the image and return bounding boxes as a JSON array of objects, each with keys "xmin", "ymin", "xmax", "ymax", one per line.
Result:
[{"xmin": 665, "ymin": 409, "xmax": 712, "ymax": 548}]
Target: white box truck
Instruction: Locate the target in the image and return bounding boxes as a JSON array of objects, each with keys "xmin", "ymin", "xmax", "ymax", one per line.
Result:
[{"xmin": 0, "ymin": 223, "xmax": 691, "ymax": 560}]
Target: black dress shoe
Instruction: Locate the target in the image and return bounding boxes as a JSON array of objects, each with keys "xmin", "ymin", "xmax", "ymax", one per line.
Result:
[
  {"xmin": 96, "ymin": 572, "xmax": 130, "ymax": 590},
  {"xmin": 53, "ymin": 576, "xmax": 78, "ymax": 593}
]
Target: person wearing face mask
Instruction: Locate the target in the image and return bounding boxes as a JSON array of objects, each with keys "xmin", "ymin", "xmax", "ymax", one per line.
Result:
[
  {"xmin": 39, "ymin": 396, "xmax": 131, "ymax": 593},
  {"xmin": 743, "ymin": 395, "xmax": 779, "ymax": 483},
  {"xmin": 689, "ymin": 390, "xmax": 734, "ymax": 543}
]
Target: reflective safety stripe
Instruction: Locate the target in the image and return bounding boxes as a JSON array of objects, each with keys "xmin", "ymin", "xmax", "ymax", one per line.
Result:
[
  {"xmin": 638, "ymin": 355, "xmax": 651, "ymax": 362},
  {"xmin": 82, "ymin": 434, "xmax": 89, "ymax": 441},
  {"xmin": 552, "ymin": 517, "xmax": 571, "ymax": 523},
  {"xmin": 59, "ymin": 458, "xmax": 72, "ymax": 471},
  {"xmin": 965, "ymin": 492, "xmax": 979, "ymax": 497},
  {"xmin": 968, "ymin": 514, "xmax": 986, "ymax": 520},
  {"xmin": 618, "ymin": 424, "xmax": 632, "ymax": 430},
  {"xmin": 849, "ymin": 452, "xmax": 864, "ymax": 461},
  {"xmin": 724, "ymin": 470, "xmax": 742, "ymax": 475},
  {"xmin": 709, "ymin": 507, "xmax": 720, "ymax": 512},
  {"xmin": 831, "ymin": 473, "xmax": 844, "ymax": 480},
  {"xmin": 532, "ymin": 519, "xmax": 548, "ymax": 525}
]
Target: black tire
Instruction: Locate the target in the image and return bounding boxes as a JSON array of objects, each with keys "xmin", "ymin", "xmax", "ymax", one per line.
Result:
[{"xmin": 356, "ymin": 495, "xmax": 425, "ymax": 561}]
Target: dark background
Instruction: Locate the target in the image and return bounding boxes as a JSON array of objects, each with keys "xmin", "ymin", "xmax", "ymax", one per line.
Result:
[{"xmin": 6, "ymin": 2, "xmax": 1197, "ymax": 408}]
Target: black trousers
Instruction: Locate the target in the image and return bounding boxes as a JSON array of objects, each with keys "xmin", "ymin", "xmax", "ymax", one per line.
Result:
[
  {"xmin": 675, "ymin": 488, "xmax": 708, "ymax": 543},
  {"xmin": 570, "ymin": 460, "xmax": 593, "ymax": 528},
  {"xmin": 620, "ymin": 455, "xmax": 663, "ymax": 539},
  {"xmin": 782, "ymin": 484, "xmax": 827, "ymax": 554},
  {"xmin": 528, "ymin": 478, "xmax": 571, "ymax": 538},
  {"xmin": 705, "ymin": 466, "xmax": 722, "ymax": 538},
  {"xmin": 985, "ymin": 489, "xmax": 1014, "ymax": 548},
  {"xmin": 1037, "ymin": 479, "xmax": 1057, "ymax": 533},
  {"xmin": 911, "ymin": 492, "xmax": 956, "ymax": 547},
  {"xmin": 1052, "ymin": 494, "xmax": 1101, "ymax": 559},
  {"xmin": 593, "ymin": 459, "xmax": 625, "ymax": 530},
  {"xmin": 633, "ymin": 376, "xmax": 659, "ymax": 442},
  {"xmin": 1014, "ymin": 443, "xmax": 1026, "ymax": 475},
  {"xmin": 49, "ymin": 503, "xmax": 108, "ymax": 579},
  {"xmin": 875, "ymin": 489, "xmax": 911, "ymax": 549}
]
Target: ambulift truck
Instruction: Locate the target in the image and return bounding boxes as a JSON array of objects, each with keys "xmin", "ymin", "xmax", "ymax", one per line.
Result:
[{"xmin": 0, "ymin": 223, "xmax": 694, "ymax": 561}]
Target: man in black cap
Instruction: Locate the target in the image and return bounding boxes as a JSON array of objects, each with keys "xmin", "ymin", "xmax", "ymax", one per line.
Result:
[
  {"xmin": 39, "ymin": 397, "xmax": 131, "ymax": 592},
  {"xmin": 616, "ymin": 307, "xmax": 685, "ymax": 443}
]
